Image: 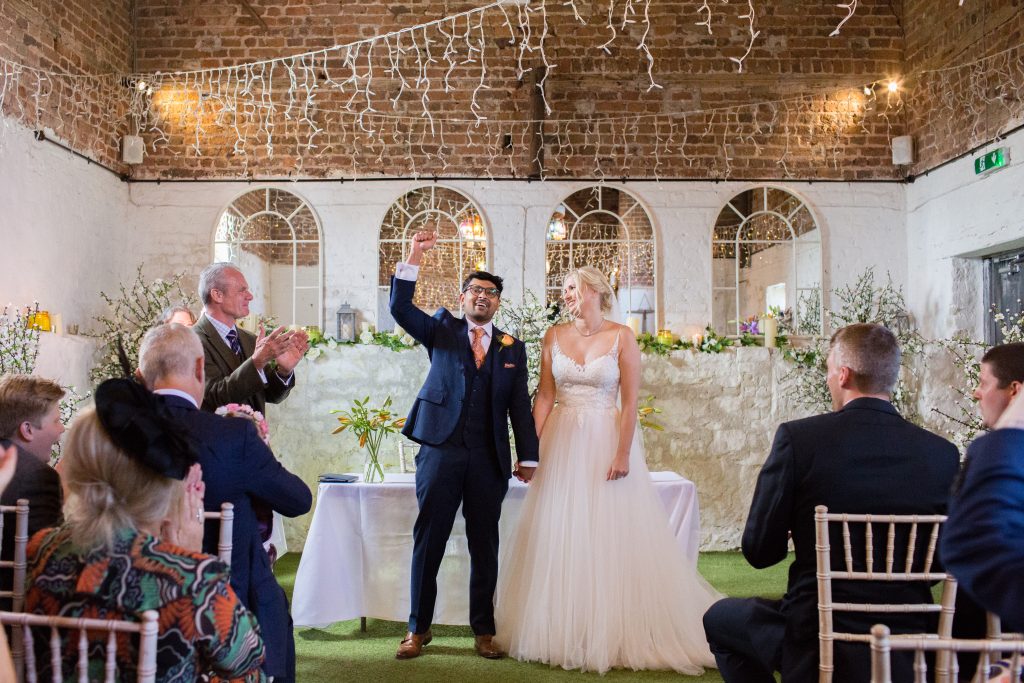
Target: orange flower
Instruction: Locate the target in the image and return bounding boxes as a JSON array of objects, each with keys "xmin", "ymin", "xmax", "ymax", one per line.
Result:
[{"xmin": 499, "ymin": 334, "xmax": 515, "ymax": 348}]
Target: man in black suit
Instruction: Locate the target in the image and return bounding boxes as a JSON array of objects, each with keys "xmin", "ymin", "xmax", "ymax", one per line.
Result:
[
  {"xmin": 0, "ymin": 374, "xmax": 65, "ymax": 610},
  {"xmin": 193, "ymin": 262, "xmax": 309, "ymax": 413},
  {"xmin": 703, "ymin": 323, "xmax": 960, "ymax": 683},
  {"xmin": 390, "ymin": 230, "xmax": 539, "ymax": 660},
  {"xmin": 138, "ymin": 323, "xmax": 312, "ymax": 683}
]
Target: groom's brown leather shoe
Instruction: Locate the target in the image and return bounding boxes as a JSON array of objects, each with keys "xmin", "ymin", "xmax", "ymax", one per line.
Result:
[
  {"xmin": 395, "ymin": 630, "xmax": 432, "ymax": 659},
  {"xmin": 474, "ymin": 634, "xmax": 504, "ymax": 659}
]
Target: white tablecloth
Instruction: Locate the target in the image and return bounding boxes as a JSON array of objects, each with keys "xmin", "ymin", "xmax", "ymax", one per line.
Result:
[{"xmin": 292, "ymin": 471, "xmax": 700, "ymax": 628}]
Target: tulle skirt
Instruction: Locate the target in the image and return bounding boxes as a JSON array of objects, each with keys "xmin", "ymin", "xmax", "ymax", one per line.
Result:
[{"xmin": 494, "ymin": 404, "xmax": 720, "ymax": 674}]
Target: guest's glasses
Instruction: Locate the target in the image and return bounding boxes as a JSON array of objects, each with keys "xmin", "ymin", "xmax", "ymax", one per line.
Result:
[{"xmin": 463, "ymin": 285, "xmax": 501, "ymax": 299}]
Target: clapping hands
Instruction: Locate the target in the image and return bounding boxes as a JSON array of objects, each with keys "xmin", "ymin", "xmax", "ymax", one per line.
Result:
[{"xmin": 252, "ymin": 325, "xmax": 309, "ymax": 374}]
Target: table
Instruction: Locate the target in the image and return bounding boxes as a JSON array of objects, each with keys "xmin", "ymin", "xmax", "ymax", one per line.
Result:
[{"xmin": 292, "ymin": 471, "xmax": 701, "ymax": 628}]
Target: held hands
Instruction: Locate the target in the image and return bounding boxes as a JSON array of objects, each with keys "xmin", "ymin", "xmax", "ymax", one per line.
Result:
[
  {"xmin": 407, "ymin": 230, "xmax": 438, "ymax": 266},
  {"xmin": 606, "ymin": 453, "xmax": 629, "ymax": 481},
  {"xmin": 514, "ymin": 465, "xmax": 536, "ymax": 483},
  {"xmin": 161, "ymin": 464, "xmax": 206, "ymax": 552}
]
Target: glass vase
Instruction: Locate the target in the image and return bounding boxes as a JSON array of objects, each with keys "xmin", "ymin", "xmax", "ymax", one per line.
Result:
[{"xmin": 363, "ymin": 444, "xmax": 385, "ymax": 483}]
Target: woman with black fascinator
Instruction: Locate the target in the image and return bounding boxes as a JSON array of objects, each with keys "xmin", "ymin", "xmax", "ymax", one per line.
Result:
[{"xmin": 23, "ymin": 379, "xmax": 266, "ymax": 682}]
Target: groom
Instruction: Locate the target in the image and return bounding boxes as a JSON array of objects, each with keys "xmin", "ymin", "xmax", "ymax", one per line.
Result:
[{"xmin": 391, "ymin": 230, "xmax": 539, "ymax": 660}]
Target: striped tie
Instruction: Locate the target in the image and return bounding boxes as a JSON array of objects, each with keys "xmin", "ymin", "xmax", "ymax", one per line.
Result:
[{"xmin": 226, "ymin": 328, "xmax": 244, "ymax": 359}]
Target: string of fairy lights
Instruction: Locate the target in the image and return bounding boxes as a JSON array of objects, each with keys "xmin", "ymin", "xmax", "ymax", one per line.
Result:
[{"xmin": 0, "ymin": 0, "xmax": 1019, "ymax": 180}]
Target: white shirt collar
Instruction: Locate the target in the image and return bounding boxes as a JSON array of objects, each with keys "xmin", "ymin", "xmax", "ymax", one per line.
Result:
[
  {"xmin": 466, "ymin": 320, "xmax": 493, "ymax": 338},
  {"xmin": 205, "ymin": 312, "xmax": 236, "ymax": 340},
  {"xmin": 153, "ymin": 388, "xmax": 199, "ymax": 409}
]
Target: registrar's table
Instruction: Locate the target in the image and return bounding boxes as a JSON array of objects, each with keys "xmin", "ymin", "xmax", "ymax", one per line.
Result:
[{"xmin": 292, "ymin": 471, "xmax": 701, "ymax": 628}]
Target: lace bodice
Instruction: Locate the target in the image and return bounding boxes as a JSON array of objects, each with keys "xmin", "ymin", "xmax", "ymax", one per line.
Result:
[{"xmin": 551, "ymin": 333, "xmax": 620, "ymax": 409}]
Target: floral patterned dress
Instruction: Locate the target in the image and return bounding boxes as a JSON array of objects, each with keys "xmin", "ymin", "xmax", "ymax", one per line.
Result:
[{"xmin": 26, "ymin": 525, "xmax": 266, "ymax": 682}]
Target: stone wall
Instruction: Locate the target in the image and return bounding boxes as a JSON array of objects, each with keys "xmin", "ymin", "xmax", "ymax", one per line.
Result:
[{"xmin": 266, "ymin": 344, "xmax": 810, "ymax": 551}]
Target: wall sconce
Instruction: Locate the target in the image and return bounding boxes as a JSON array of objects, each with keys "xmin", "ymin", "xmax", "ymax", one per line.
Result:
[{"xmin": 336, "ymin": 303, "xmax": 356, "ymax": 342}]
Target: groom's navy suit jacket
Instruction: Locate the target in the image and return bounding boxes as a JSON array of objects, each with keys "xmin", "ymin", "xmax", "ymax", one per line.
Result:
[
  {"xmin": 159, "ymin": 394, "xmax": 312, "ymax": 678},
  {"xmin": 390, "ymin": 277, "xmax": 538, "ymax": 475}
]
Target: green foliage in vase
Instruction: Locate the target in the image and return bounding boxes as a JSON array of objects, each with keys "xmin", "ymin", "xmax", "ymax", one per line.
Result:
[
  {"xmin": 330, "ymin": 395, "xmax": 407, "ymax": 482},
  {"xmin": 90, "ymin": 265, "xmax": 194, "ymax": 383}
]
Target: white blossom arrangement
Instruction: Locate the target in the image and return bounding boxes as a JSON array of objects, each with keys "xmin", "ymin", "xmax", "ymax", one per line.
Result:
[
  {"xmin": 495, "ymin": 290, "xmax": 567, "ymax": 397},
  {"xmin": 90, "ymin": 265, "xmax": 194, "ymax": 383},
  {"xmin": 0, "ymin": 302, "xmax": 41, "ymax": 375},
  {"xmin": 784, "ymin": 268, "xmax": 922, "ymax": 420}
]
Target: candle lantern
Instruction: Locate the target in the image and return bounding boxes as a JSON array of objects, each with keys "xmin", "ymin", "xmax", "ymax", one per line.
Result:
[
  {"xmin": 27, "ymin": 310, "xmax": 51, "ymax": 332},
  {"xmin": 656, "ymin": 329, "xmax": 674, "ymax": 346},
  {"xmin": 336, "ymin": 303, "xmax": 356, "ymax": 342}
]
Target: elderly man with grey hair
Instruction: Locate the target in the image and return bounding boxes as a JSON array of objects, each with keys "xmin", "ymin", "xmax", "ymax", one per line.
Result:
[
  {"xmin": 703, "ymin": 323, "xmax": 959, "ymax": 683},
  {"xmin": 139, "ymin": 323, "xmax": 312, "ymax": 683},
  {"xmin": 193, "ymin": 262, "xmax": 308, "ymax": 413}
]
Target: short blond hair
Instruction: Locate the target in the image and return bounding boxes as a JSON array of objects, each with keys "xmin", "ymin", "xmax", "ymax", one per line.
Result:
[
  {"xmin": 564, "ymin": 266, "xmax": 615, "ymax": 315},
  {"xmin": 0, "ymin": 374, "xmax": 64, "ymax": 440},
  {"xmin": 61, "ymin": 408, "xmax": 181, "ymax": 551}
]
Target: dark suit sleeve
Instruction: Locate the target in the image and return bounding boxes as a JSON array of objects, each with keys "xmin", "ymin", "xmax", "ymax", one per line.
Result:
[
  {"xmin": 262, "ymin": 367, "xmax": 294, "ymax": 405},
  {"xmin": 389, "ymin": 277, "xmax": 438, "ymax": 348},
  {"xmin": 742, "ymin": 423, "xmax": 796, "ymax": 569},
  {"xmin": 240, "ymin": 423, "xmax": 312, "ymax": 518},
  {"xmin": 509, "ymin": 342, "xmax": 539, "ymax": 462},
  {"xmin": 942, "ymin": 430, "xmax": 1024, "ymax": 629},
  {"xmin": 24, "ymin": 465, "xmax": 63, "ymax": 535},
  {"xmin": 202, "ymin": 351, "xmax": 269, "ymax": 410}
]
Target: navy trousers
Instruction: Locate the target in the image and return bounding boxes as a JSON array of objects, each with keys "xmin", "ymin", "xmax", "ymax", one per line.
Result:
[{"xmin": 408, "ymin": 443, "xmax": 508, "ymax": 635}]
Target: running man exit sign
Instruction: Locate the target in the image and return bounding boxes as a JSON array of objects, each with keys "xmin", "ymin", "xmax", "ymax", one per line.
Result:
[{"xmin": 975, "ymin": 147, "xmax": 1010, "ymax": 175}]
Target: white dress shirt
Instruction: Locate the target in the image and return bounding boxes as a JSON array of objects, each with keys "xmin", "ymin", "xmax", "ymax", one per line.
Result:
[
  {"xmin": 396, "ymin": 262, "xmax": 537, "ymax": 468},
  {"xmin": 153, "ymin": 388, "xmax": 199, "ymax": 409}
]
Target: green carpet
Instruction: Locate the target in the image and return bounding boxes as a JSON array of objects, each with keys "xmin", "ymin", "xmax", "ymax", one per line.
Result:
[{"xmin": 275, "ymin": 551, "xmax": 792, "ymax": 682}]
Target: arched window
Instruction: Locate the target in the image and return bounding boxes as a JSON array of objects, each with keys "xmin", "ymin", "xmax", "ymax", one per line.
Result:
[
  {"xmin": 711, "ymin": 186, "xmax": 823, "ymax": 336},
  {"xmin": 377, "ymin": 185, "xmax": 488, "ymax": 313},
  {"xmin": 544, "ymin": 186, "xmax": 657, "ymax": 332},
  {"xmin": 214, "ymin": 187, "xmax": 323, "ymax": 327}
]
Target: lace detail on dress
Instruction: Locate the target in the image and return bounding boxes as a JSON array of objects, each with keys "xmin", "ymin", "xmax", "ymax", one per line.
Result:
[{"xmin": 551, "ymin": 333, "xmax": 620, "ymax": 409}]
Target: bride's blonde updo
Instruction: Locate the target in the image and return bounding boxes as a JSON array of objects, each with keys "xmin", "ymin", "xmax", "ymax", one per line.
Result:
[{"xmin": 564, "ymin": 266, "xmax": 615, "ymax": 317}]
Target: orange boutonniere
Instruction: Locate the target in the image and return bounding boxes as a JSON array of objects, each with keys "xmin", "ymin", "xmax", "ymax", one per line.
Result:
[{"xmin": 498, "ymin": 334, "xmax": 515, "ymax": 348}]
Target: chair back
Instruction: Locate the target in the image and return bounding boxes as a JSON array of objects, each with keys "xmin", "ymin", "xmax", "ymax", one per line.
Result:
[
  {"xmin": 202, "ymin": 502, "xmax": 234, "ymax": 566},
  {"xmin": 397, "ymin": 440, "xmax": 419, "ymax": 474},
  {"xmin": 870, "ymin": 623, "xmax": 1024, "ymax": 683},
  {"xmin": 0, "ymin": 499, "xmax": 30, "ymax": 675},
  {"xmin": 0, "ymin": 609, "xmax": 158, "ymax": 683},
  {"xmin": 815, "ymin": 505, "xmax": 955, "ymax": 683}
]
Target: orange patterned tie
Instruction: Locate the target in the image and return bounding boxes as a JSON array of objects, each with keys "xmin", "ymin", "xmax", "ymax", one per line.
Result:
[{"xmin": 471, "ymin": 327, "xmax": 486, "ymax": 369}]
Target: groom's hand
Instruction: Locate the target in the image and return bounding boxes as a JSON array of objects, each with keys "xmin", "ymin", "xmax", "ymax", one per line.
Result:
[
  {"xmin": 407, "ymin": 230, "xmax": 438, "ymax": 266},
  {"xmin": 514, "ymin": 465, "xmax": 536, "ymax": 483}
]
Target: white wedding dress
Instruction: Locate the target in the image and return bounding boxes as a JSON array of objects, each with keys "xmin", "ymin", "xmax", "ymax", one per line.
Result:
[{"xmin": 494, "ymin": 334, "xmax": 720, "ymax": 674}]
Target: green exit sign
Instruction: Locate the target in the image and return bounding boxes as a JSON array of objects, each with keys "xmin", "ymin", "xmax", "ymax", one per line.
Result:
[{"xmin": 975, "ymin": 147, "xmax": 1010, "ymax": 175}]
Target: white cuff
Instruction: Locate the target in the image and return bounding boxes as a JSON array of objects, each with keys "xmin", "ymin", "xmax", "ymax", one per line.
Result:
[
  {"xmin": 257, "ymin": 367, "xmax": 268, "ymax": 384},
  {"xmin": 395, "ymin": 262, "xmax": 420, "ymax": 281},
  {"xmin": 517, "ymin": 460, "xmax": 539, "ymax": 467}
]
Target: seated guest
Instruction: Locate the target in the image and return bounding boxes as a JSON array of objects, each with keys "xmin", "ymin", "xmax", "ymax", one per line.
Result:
[
  {"xmin": 138, "ymin": 323, "xmax": 312, "ymax": 683},
  {"xmin": 943, "ymin": 372, "xmax": 1024, "ymax": 634},
  {"xmin": 25, "ymin": 381, "xmax": 265, "ymax": 682},
  {"xmin": 0, "ymin": 374, "xmax": 65, "ymax": 610},
  {"xmin": 949, "ymin": 342, "xmax": 1024, "ymax": 665},
  {"xmin": 703, "ymin": 323, "xmax": 960, "ymax": 683},
  {"xmin": 158, "ymin": 304, "xmax": 197, "ymax": 327}
]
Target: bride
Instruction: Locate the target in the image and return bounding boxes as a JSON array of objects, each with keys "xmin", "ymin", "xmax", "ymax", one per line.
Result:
[{"xmin": 494, "ymin": 266, "xmax": 720, "ymax": 674}]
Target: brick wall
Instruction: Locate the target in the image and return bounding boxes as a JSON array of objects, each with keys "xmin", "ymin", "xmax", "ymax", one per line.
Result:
[
  {"xmin": 1, "ymin": 1, "xmax": 1018, "ymax": 180},
  {"xmin": 0, "ymin": 0, "xmax": 133, "ymax": 170},
  {"xmin": 129, "ymin": 0, "xmax": 907, "ymax": 180},
  {"xmin": 902, "ymin": 0, "xmax": 1024, "ymax": 173}
]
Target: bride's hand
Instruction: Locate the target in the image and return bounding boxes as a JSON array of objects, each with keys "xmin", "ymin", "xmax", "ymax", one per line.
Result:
[{"xmin": 606, "ymin": 453, "xmax": 629, "ymax": 481}]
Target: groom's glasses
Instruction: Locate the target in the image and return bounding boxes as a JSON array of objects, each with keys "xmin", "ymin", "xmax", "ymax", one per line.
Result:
[{"xmin": 463, "ymin": 285, "xmax": 501, "ymax": 299}]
